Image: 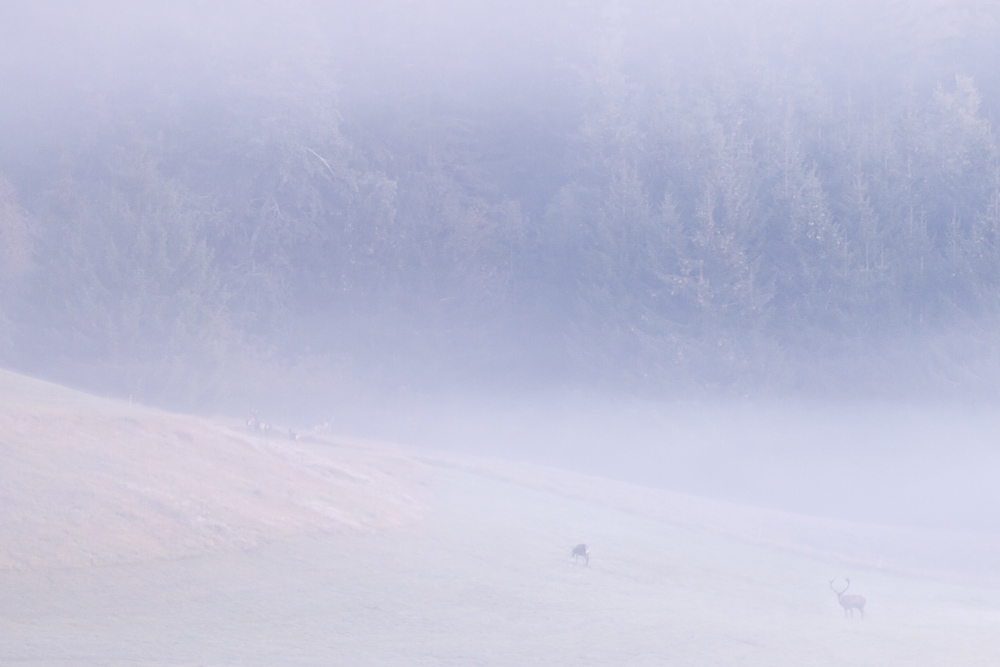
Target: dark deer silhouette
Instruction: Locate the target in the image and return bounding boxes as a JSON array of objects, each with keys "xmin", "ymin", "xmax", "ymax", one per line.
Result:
[
  {"xmin": 830, "ymin": 578, "xmax": 866, "ymax": 618},
  {"xmin": 571, "ymin": 543, "xmax": 590, "ymax": 565}
]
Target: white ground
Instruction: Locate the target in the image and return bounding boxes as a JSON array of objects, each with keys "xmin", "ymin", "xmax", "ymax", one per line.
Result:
[
  {"xmin": 0, "ymin": 369, "xmax": 428, "ymax": 569},
  {"xmin": 2, "ymin": 368, "xmax": 998, "ymax": 665},
  {"xmin": 2, "ymin": 469, "xmax": 999, "ymax": 666}
]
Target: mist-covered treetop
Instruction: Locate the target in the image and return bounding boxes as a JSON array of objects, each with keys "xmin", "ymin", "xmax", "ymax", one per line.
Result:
[{"xmin": 2, "ymin": 0, "xmax": 1000, "ymax": 408}]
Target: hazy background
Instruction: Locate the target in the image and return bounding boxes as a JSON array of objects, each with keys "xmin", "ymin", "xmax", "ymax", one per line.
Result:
[{"xmin": 2, "ymin": 1, "xmax": 1000, "ymax": 533}]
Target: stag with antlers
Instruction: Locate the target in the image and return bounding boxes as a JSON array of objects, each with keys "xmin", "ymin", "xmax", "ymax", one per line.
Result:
[
  {"xmin": 830, "ymin": 578, "xmax": 866, "ymax": 619},
  {"xmin": 571, "ymin": 543, "xmax": 590, "ymax": 566}
]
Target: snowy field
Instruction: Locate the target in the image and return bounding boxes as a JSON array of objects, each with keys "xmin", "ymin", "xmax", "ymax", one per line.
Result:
[{"xmin": 3, "ymin": 469, "xmax": 998, "ymax": 667}]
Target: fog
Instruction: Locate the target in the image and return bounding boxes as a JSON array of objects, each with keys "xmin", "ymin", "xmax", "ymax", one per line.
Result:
[
  {"xmin": 6, "ymin": 0, "xmax": 1000, "ymax": 400},
  {"xmin": 3, "ymin": 1, "xmax": 1000, "ymax": 663},
  {"xmin": 5, "ymin": 0, "xmax": 1000, "ymax": 534},
  {"xmin": 342, "ymin": 395, "xmax": 997, "ymax": 531}
]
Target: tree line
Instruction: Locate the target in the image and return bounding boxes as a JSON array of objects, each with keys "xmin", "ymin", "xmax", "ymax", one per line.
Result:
[{"xmin": 2, "ymin": 0, "xmax": 1000, "ymax": 409}]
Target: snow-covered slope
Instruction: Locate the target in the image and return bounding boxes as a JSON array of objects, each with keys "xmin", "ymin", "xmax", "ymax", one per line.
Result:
[{"xmin": 0, "ymin": 369, "xmax": 428, "ymax": 569}]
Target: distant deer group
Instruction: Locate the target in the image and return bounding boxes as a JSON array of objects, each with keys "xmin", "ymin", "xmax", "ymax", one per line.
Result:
[
  {"xmin": 245, "ymin": 413, "xmax": 271, "ymax": 435},
  {"xmin": 830, "ymin": 578, "xmax": 866, "ymax": 619},
  {"xmin": 246, "ymin": 414, "xmax": 306, "ymax": 442}
]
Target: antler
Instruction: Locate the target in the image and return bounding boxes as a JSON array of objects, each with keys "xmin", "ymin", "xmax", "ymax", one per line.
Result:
[{"xmin": 829, "ymin": 578, "xmax": 849, "ymax": 595}]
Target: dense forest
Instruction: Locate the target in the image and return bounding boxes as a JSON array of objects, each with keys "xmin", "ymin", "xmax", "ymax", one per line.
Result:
[{"xmin": 2, "ymin": 0, "xmax": 1000, "ymax": 411}]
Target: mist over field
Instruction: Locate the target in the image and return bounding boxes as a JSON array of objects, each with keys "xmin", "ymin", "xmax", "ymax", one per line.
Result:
[{"xmin": 3, "ymin": 1, "xmax": 1000, "ymax": 664}]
